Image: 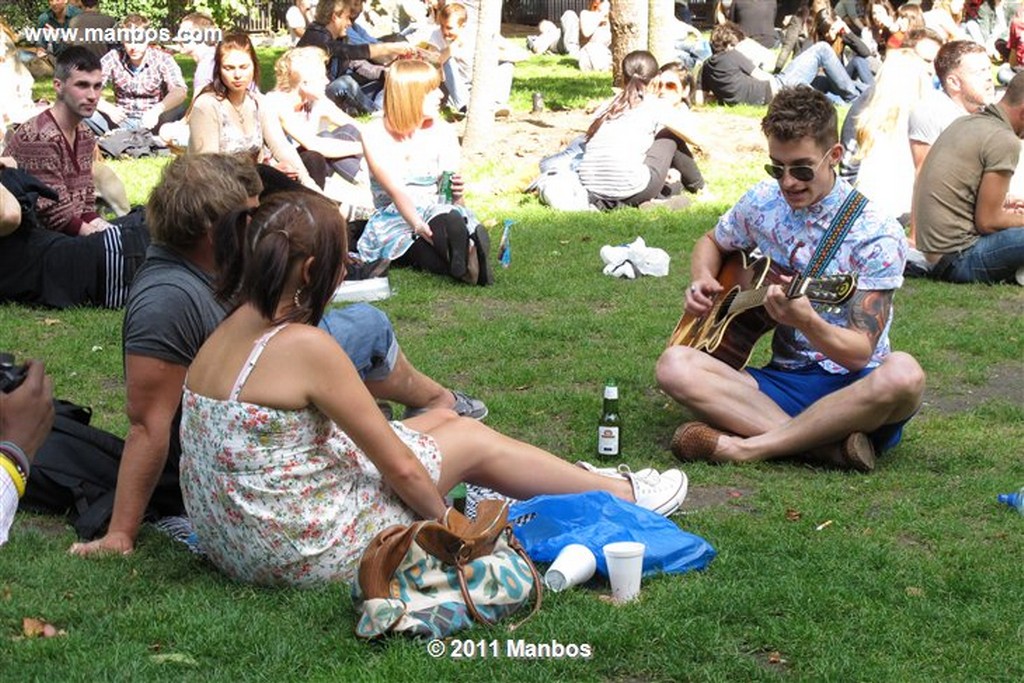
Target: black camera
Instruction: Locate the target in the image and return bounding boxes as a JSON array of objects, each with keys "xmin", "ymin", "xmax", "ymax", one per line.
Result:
[{"xmin": 0, "ymin": 353, "xmax": 28, "ymax": 393}]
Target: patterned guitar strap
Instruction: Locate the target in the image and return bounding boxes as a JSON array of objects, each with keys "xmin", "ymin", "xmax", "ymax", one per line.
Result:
[{"xmin": 800, "ymin": 188, "xmax": 869, "ymax": 283}]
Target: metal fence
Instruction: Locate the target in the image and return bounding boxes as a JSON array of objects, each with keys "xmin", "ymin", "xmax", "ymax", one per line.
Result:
[
  {"xmin": 234, "ymin": 0, "xmax": 293, "ymax": 33},
  {"xmin": 502, "ymin": 0, "xmax": 592, "ymax": 25}
]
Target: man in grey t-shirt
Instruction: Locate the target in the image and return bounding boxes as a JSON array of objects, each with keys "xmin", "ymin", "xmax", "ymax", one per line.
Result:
[{"xmin": 71, "ymin": 155, "xmax": 487, "ymax": 557}]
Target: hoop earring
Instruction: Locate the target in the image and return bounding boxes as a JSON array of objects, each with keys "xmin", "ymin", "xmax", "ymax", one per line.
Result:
[{"xmin": 293, "ymin": 287, "xmax": 303, "ymax": 307}]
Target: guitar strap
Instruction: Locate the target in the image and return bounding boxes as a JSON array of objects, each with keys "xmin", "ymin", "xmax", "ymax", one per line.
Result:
[{"xmin": 801, "ymin": 188, "xmax": 868, "ymax": 279}]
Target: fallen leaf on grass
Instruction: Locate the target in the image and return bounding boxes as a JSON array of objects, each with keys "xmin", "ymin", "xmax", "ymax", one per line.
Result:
[
  {"xmin": 515, "ymin": 385, "xmax": 531, "ymax": 391},
  {"xmin": 90, "ymin": 345, "xmax": 103, "ymax": 352},
  {"xmin": 905, "ymin": 586, "xmax": 924, "ymax": 597},
  {"xmin": 149, "ymin": 653, "xmax": 199, "ymax": 666},
  {"xmin": 41, "ymin": 318, "xmax": 61, "ymax": 326},
  {"xmin": 767, "ymin": 651, "xmax": 787, "ymax": 665},
  {"xmin": 22, "ymin": 617, "xmax": 65, "ymax": 638},
  {"xmin": 785, "ymin": 508, "xmax": 801, "ymax": 522}
]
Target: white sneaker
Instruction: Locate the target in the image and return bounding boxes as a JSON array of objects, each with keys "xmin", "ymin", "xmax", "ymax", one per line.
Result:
[
  {"xmin": 625, "ymin": 468, "xmax": 688, "ymax": 516},
  {"xmin": 575, "ymin": 461, "xmax": 655, "ymax": 480}
]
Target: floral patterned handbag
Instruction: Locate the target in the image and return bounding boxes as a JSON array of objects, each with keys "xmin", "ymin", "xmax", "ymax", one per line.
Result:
[{"xmin": 352, "ymin": 499, "xmax": 542, "ymax": 639}]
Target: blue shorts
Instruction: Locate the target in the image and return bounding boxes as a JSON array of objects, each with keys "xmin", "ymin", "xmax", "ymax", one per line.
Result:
[
  {"xmin": 746, "ymin": 364, "xmax": 908, "ymax": 452},
  {"xmin": 318, "ymin": 303, "xmax": 398, "ymax": 381}
]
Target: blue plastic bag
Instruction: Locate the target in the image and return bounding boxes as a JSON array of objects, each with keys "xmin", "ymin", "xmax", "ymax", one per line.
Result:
[{"xmin": 509, "ymin": 491, "xmax": 715, "ymax": 578}]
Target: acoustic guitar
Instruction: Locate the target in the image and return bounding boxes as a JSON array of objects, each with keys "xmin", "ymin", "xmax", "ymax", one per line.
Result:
[{"xmin": 667, "ymin": 252, "xmax": 858, "ymax": 370}]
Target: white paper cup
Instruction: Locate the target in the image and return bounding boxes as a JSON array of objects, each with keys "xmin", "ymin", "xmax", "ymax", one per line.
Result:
[
  {"xmin": 544, "ymin": 543, "xmax": 597, "ymax": 592},
  {"xmin": 603, "ymin": 541, "xmax": 645, "ymax": 603}
]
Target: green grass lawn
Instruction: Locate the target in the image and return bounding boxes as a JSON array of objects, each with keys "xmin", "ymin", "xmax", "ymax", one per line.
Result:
[{"xmin": 4, "ymin": 48, "xmax": 1024, "ymax": 682}]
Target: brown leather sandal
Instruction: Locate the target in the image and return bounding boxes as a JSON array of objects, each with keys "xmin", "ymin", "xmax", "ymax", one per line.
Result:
[{"xmin": 670, "ymin": 421, "xmax": 726, "ymax": 463}]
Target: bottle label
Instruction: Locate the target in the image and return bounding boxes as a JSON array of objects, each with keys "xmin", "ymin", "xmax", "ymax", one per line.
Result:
[{"xmin": 598, "ymin": 426, "xmax": 620, "ymax": 455}]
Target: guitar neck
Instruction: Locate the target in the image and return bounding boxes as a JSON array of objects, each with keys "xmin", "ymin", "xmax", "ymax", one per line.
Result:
[{"xmin": 726, "ymin": 275, "xmax": 809, "ymax": 316}]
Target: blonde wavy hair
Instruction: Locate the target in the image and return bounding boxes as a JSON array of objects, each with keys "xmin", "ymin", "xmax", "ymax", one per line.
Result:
[
  {"xmin": 854, "ymin": 49, "xmax": 930, "ymax": 160},
  {"xmin": 273, "ymin": 46, "xmax": 328, "ymax": 92},
  {"xmin": 383, "ymin": 59, "xmax": 442, "ymax": 136}
]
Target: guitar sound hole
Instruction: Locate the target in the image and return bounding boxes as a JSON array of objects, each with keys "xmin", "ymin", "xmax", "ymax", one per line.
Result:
[{"xmin": 714, "ymin": 290, "xmax": 739, "ymax": 324}]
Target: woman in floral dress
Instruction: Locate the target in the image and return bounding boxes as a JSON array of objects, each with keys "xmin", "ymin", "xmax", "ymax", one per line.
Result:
[{"xmin": 179, "ymin": 192, "xmax": 689, "ymax": 586}]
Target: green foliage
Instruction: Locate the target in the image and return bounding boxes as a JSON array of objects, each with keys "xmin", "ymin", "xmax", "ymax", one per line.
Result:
[
  {"xmin": 2, "ymin": 1, "xmax": 262, "ymax": 32},
  {"xmin": 1, "ymin": 0, "xmax": 43, "ymax": 31}
]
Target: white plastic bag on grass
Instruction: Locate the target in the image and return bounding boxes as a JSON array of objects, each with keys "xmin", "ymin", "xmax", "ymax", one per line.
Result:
[{"xmin": 600, "ymin": 237, "xmax": 671, "ymax": 279}]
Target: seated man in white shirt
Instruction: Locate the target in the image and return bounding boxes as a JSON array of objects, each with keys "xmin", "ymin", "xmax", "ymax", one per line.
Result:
[
  {"xmin": 909, "ymin": 40, "xmax": 995, "ymax": 171},
  {"xmin": 436, "ymin": 2, "xmax": 525, "ymax": 117},
  {"xmin": 287, "ymin": 0, "xmax": 315, "ymax": 45}
]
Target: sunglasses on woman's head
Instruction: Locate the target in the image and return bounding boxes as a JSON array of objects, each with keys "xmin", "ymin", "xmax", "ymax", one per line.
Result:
[{"xmin": 763, "ymin": 149, "xmax": 831, "ymax": 182}]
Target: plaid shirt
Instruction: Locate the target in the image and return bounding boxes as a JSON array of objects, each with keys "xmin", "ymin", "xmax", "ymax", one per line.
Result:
[{"xmin": 101, "ymin": 47, "xmax": 186, "ymax": 121}]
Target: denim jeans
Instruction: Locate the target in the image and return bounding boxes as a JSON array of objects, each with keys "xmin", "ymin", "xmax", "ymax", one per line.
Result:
[
  {"xmin": 318, "ymin": 303, "xmax": 398, "ymax": 381},
  {"xmin": 674, "ymin": 39, "xmax": 712, "ymax": 70},
  {"xmin": 326, "ymin": 74, "xmax": 380, "ymax": 114},
  {"xmin": 777, "ymin": 42, "xmax": 861, "ymax": 102},
  {"xmin": 442, "ymin": 59, "xmax": 514, "ymax": 111},
  {"xmin": 934, "ymin": 228, "xmax": 1024, "ymax": 284}
]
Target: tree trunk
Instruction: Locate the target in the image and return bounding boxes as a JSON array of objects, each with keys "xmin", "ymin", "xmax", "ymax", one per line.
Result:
[
  {"xmin": 610, "ymin": 0, "xmax": 650, "ymax": 84},
  {"xmin": 648, "ymin": 0, "xmax": 675, "ymax": 65},
  {"xmin": 461, "ymin": 0, "xmax": 502, "ymax": 154}
]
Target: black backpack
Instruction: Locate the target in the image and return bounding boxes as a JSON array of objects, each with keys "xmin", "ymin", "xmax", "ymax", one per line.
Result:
[{"xmin": 21, "ymin": 400, "xmax": 184, "ymax": 540}]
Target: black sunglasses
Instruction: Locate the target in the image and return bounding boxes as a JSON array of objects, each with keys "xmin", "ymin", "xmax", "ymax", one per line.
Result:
[{"xmin": 764, "ymin": 150, "xmax": 831, "ymax": 182}]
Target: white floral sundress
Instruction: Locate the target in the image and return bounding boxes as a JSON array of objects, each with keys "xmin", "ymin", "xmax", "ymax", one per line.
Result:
[{"xmin": 179, "ymin": 324, "xmax": 443, "ymax": 586}]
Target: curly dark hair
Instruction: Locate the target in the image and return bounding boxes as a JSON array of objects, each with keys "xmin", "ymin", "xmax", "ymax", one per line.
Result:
[
  {"xmin": 760, "ymin": 86, "xmax": 838, "ymax": 150},
  {"xmin": 710, "ymin": 22, "xmax": 744, "ymax": 54}
]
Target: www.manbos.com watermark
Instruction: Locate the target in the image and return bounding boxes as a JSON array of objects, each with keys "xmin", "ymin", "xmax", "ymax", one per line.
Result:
[{"xmin": 25, "ymin": 26, "xmax": 223, "ymax": 45}]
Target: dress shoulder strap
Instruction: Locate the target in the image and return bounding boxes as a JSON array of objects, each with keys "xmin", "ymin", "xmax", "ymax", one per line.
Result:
[{"xmin": 229, "ymin": 323, "xmax": 289, "ymax": 402}]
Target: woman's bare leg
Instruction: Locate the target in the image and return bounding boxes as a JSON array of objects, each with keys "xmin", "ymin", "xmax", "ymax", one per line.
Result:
[{"xmin": 428, "ymin": 417, "xmax": 634, "ymax": 502}]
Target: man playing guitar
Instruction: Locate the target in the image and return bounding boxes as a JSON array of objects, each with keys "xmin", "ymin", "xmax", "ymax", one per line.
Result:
[{"xmin": 656, "ymin": 86, "xmax": 925, "ymax": 471}]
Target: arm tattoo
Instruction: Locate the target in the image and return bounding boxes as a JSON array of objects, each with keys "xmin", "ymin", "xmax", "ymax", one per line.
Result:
[{"xmin": 847, "ymin": 290, "xmax": 893, "ymax": 349}]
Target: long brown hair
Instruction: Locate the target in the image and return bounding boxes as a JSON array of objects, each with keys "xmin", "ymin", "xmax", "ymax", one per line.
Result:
[
  {"xmin": 585, "ymin": 50, "xmax": 658, "ymax": 140},
  {"xmin": 201, "ymin": 32, "xmax": 261, "ymax": 100},
  {"xmin": 216, "ymin": 192, "xmax": 347, "ymax": 325}
]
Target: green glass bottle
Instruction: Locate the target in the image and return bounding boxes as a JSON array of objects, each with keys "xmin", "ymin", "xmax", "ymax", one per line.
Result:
[
  {"xmin": 597, "ymin": 381, "xmax": 621, "ymax": 458},
  {"xmin": 438, "ymin": 171, "xmax": 454, "ymax": 203}
]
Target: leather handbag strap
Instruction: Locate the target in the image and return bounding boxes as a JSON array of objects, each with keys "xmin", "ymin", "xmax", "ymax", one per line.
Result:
[
  {"xmin": 455, "ymin": 526, "xmax": 543, "ymax": 631},
  {"xmin": 358, "ymin": 500, "xmax": 513, "ymax": 599}
]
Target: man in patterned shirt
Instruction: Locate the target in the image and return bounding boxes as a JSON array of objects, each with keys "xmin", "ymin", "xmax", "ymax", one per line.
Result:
[
  {"xmin": 91, "ymin": 14, "xmax": 187, "ymax": 134},
  {"xmin": 656, "ymin": 86, "xmax": 925, "ymax": 472},
  {"xmin": 5, "ymin": 46, "xmax": 110, "ymax": 236}
]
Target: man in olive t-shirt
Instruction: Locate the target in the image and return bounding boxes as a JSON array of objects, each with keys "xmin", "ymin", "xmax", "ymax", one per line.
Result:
[{"xmin": 913, "ymin": 73, "xmax": 1024, "ymax": 285}]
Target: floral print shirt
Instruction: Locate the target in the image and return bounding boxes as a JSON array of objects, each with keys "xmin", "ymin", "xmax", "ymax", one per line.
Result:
[{"xmin": 713, "ymin": 177, "xmax": 907, "ymax": 374}]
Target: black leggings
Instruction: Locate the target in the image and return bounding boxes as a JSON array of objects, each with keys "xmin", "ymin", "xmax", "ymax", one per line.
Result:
[
  {"xmin": 393, "ymin": 211, "xmax": 471, "ymax": 278},
  {"xmin": 656, "ymin": 129, "xmax": 706, "ymax": 193},
  {"xmin": 592, "ymin": 133, "xmax": 705, "ymax": 210},
  {"xmin": 591, "ymin": 138, "xmax": 677, "ymax": 210}
]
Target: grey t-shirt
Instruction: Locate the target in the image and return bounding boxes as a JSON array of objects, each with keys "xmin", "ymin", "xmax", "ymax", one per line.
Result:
[
  {"xmin": 122, "ymin": 243, "xmax": 228, "ymax": 469},
  {"xmin": 908, "ymin": 89, "xmax": 968, "ymax": 146},
  {"xmin": 123, "ymin": 244, "xmax": 228, "ymax": 366}
]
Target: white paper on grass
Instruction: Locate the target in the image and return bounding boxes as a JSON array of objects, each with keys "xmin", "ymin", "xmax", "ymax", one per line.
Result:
[{"xmin": 332, "ymin": 277, "xmax": 392, "ymax": 303}]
